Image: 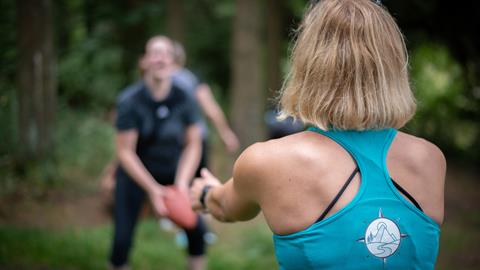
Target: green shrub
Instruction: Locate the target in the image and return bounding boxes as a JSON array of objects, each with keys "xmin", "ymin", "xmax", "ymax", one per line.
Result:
[
  {"xmin": 58, "ymin": 25, "xmax": 126, "ymax": 109},
  {"xmin": 53, "ymin": 106, "xmax": 115, "ymax": 187},
  {"xmin": 408, "ymin": 42, "xmax": 478, "ymax": 159}
]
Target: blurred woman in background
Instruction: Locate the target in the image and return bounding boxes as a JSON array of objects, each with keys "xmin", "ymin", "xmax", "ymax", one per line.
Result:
[{"xmin": 110, "ymin": 36, "xmax": 206, "ymax": 270}]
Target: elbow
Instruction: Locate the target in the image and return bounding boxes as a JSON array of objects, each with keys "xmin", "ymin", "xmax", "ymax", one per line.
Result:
[
  {"xmin": 184, "ymin": 141, "xmax": 201, "ymax": 157},
  {"xmin": 117, "ymin": 148, "xmax": 134, "ymax": 164},
  {"xmin": 215, "ymin": 210, "xmax": 235, "ymax": 223},
  {"xmin": 209, "ymin": 195, "xmax": 236, "ymax": 223},
  {"xmin": 187, "ymin": 137, "xmax": 202, "ymax": 152},
  {"xmin": 214, "ymin": 207, "xmax": 258, "ymax": 223}
]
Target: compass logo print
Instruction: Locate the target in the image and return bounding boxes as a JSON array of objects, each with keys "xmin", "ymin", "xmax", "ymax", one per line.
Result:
[
  {"xmin": 358, "ymin": 208, "xmax": 408, "ymax": 261},
  {"xmin": 365, "ymin": 217, "xmax": 400, "ymax": 257}
]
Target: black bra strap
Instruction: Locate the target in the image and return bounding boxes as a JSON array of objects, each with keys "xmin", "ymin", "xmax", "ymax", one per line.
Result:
[
  {"xmin": 316, "ymin": 167, "xmax": 359, "ymax": 222},
  {"xmin": 391, "ymin": 179, "xmax": 423, "ymax": 212}
]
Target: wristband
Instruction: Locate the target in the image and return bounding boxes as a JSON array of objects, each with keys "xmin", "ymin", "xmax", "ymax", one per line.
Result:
[{"xmin": 199, "ymin": 185, "xmax": 213, "ymax": 210}]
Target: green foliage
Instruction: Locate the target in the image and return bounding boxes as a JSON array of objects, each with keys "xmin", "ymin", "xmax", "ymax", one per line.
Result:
[
  {"xmin": 0, "ymin": 103, "xmax": 115, "ymax": 196},
  {"xmin": 184, "ymin": 0, "xmax": 234, "ymax": 98},
  {"xmin": 286, "ymin": 0, "xmax": 311, "ymax": 19},
  {"xmin": 1, "ymin": 0, "xmax": 478, "ymax": 195},
  {"xmin": 58, "ymin": 31, "xmax": 125, "ymax": 109},
  {"xmin": 408, "ymin": 42, "xmax": 479, "ymax": 159},
  {"xmin": 53, "ymin": 106, "xmax": 115, "ymax": 185}
]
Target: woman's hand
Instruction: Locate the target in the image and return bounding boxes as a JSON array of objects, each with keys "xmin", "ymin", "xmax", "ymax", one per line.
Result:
[
  {"xmin": 148, "ymin": 184, "xmax": 168, "ymax": 216},
  {"xmin": 190, "ymin": 168, "xmax": 222, "ymax": 211},
  {"xmin": 175, "ymin": 182, "xmax": 190, "ymax": 197}
]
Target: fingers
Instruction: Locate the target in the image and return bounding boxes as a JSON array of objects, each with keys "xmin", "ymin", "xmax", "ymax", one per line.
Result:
[
  {"xmin": 158, "ymin": 203, "xmax": 168, "ymax": 216},
  {"xmin": 189, "ymin": 178, "xmax": 209, "ymax": 211},
  {"xmin": 149, "ymin": 185, "xmax": 168, "ymax": 217},
  {"xmin": 200, "ymin": 168, "xmax": 214, "ymax": 179},
  {"xmin": 189, "ymin": 190, "xmax": 202, "ymax": 211},
  {"xmin": 190, "ymin": 168, "xmax": 223, "ymax": 213},
  {"xmin": 153, "ymin": 196, "xmax": 168, "ymax": 217},
  {"xmin": 189, "ymin": 181, "xmax": 202, "ymax": 204},
  {"xmin": 199, "ymin": 168, "xmax": 222, "ymax": 187}
]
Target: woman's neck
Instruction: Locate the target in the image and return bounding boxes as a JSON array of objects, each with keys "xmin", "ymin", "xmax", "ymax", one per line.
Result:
[{"xmin": 144, "ymin": 75, "xmax": 171, "ymax": 101}]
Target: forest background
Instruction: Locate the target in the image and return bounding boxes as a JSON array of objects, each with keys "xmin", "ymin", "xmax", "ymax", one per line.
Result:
[{"xmin": 0, "ymin": 0, "xmax": 479, "ymax": 269}]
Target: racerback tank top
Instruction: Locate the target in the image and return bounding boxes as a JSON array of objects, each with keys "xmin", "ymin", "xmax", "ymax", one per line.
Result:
[{"xmin": 273, "ymin": 127, "xmax": 440, "ymax": 270}]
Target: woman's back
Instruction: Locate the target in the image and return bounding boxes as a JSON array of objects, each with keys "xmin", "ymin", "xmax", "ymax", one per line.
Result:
[
  {"xmin": 189, "ymin": 0, "xmax": 446, "ymax": 269},
  {"xmin": 236, "ymin": 129, "xmax": 445, "ymax": 269}
]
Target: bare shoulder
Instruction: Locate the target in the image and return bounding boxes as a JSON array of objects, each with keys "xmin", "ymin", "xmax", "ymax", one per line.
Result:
[
  {"xmin": 234, "ymin": 132, "xmax": 330, "ymax": 172},
  {"xmin": 389, "ymin": 132, "xmax": 446, "ymax": 224},
  {"xmin": 392, "ymin": 132, "xmax": 447, "ymax": 182},
  {"xmin": 231, "ymin": 140, "xmax": 278, "ymax": 200},
  {"xmin": 233, "ymin": 139, "xmax": 290, "ymax": 182},
  {"xmin": 232, "ymin": 132, "xmax": 338, "ymax": 193}
]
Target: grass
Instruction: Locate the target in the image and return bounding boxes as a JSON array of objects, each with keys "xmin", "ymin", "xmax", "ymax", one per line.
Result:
[
  {"xmin": 0, "ymin": 223, "xmax": 111, "ymax": 270},
  {"xmin": 1, "ymin": 212, "xmax": 479, "ymax": 270},
  {"xmin": 0, "ymin": 218, "xmax": 278, "ymax": 270}
]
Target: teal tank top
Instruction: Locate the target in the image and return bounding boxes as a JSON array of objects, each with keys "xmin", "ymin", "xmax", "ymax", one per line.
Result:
[{"xmin": 273, "ymin": 127, "xmax": 440, "ymax": 270}]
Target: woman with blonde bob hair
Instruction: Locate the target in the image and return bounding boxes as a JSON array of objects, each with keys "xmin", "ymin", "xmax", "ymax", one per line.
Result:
[{"xmin": 190, "ymin": 0, "xmax": 445, "ymax": 269}]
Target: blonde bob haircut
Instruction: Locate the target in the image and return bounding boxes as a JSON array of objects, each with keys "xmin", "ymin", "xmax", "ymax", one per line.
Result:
[{"xmin": 278, "ymin": 0, "xmax": 416, "ymax": 130}]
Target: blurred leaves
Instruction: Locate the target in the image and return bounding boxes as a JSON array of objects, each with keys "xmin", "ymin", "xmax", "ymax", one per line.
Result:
[
  {"xmin": 0, "ymin": 0, "xmax": 479, "ymax": 193},
  {"xmin": 58, "ymin": 34, "xmax": 124, "ymax": 108},
  {"xmin": 54, "ymin": 106, "xmax": 115, "ymax": 181},
  {"xmin": 408, "ymin": 42, "xmax": 479, "ymax": 158}
]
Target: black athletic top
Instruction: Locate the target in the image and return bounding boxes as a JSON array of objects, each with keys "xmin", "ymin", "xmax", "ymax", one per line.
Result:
[{"xmin": 115, "ymin": 81, "xmax": 200, "ymax": 177}]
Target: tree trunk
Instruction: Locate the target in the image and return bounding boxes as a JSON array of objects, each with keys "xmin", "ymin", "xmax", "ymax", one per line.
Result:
[
  {"xmin": 231, "ymin": 0, "xmax": 264, "ymax": 148},
  {"xmin": 120, "ymin": 0, "xmax": 146, "ymax": 82},
  {"xmin": 266, "ymin": 0, "xmax": 283, "ymax": 102},
  {"xmin": 16, "ymin": 0, "xmax": 56, "ymax": 161},
  {"xmin": 166, "ymin": 0, "xmax": 186, "ymax": 43}
]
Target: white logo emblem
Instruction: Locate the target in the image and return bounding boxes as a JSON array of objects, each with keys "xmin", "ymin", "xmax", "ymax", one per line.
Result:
[
  {"xmin": 156, "ymin": 106, "xmax": 170, "ymax": 119},
  {"xmin": 357, "ymin": 209, "xmax": 407, "ymax": 264},
  {"xmin": 365, "ymin": 217, "xmax": 400, "ymax": 258}
]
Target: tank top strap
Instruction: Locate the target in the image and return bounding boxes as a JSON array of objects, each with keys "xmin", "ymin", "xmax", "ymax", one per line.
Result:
[
  {"xmin": 308, "ymin": 127, "xmax": 396, "ymax": 164},
  {"xmin": 307, "ymin": 127, "xmax": 397, "ymax": 190}
]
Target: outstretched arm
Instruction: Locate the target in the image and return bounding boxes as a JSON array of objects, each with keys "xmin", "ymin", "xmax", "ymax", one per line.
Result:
[
  {"xmin": 196, "ymin": 83, "xmax": 239, "ymax": 152},
  {"xmin": 190, "ymin": 145, "xmax": 262, "ymax": 222}
]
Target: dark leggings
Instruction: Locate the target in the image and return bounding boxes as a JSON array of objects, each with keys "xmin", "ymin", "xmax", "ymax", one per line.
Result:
[{"xmin": 109, "ymin": 169, "xmax": 207, "ymax": 267}]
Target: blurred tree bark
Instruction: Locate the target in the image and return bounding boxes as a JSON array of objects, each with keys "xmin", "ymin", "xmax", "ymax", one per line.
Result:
[
  {"xmin": 231, "ymin": 0, "xmax": 265, "ymax": 148},
  {"xmin": 84, "ymin": 0, "xmax": 94, "ymax": 36},
  {"xmin": 16, "ymin": 0, "xmax": 56, "ymax": 161},
  {"xmin": 266, "ymin": 0, "xmax": 284, "ymax": 101},
  {"xmin": 120, "ymin": 0, "xmax": 146, "ymax": 81},
  {"xmin": 167, "ymin": 0, "xmax": 186, "ymax": 43}
]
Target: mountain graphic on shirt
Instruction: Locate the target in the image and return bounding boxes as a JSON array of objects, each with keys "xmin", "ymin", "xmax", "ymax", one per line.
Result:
[
  {"xmin": 359, "ymin": 209, "xmax": 406, "ymax": 260},
  {"xmin": 366, "ymin": 222, "xmax": 398, "ymax": 244}
]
